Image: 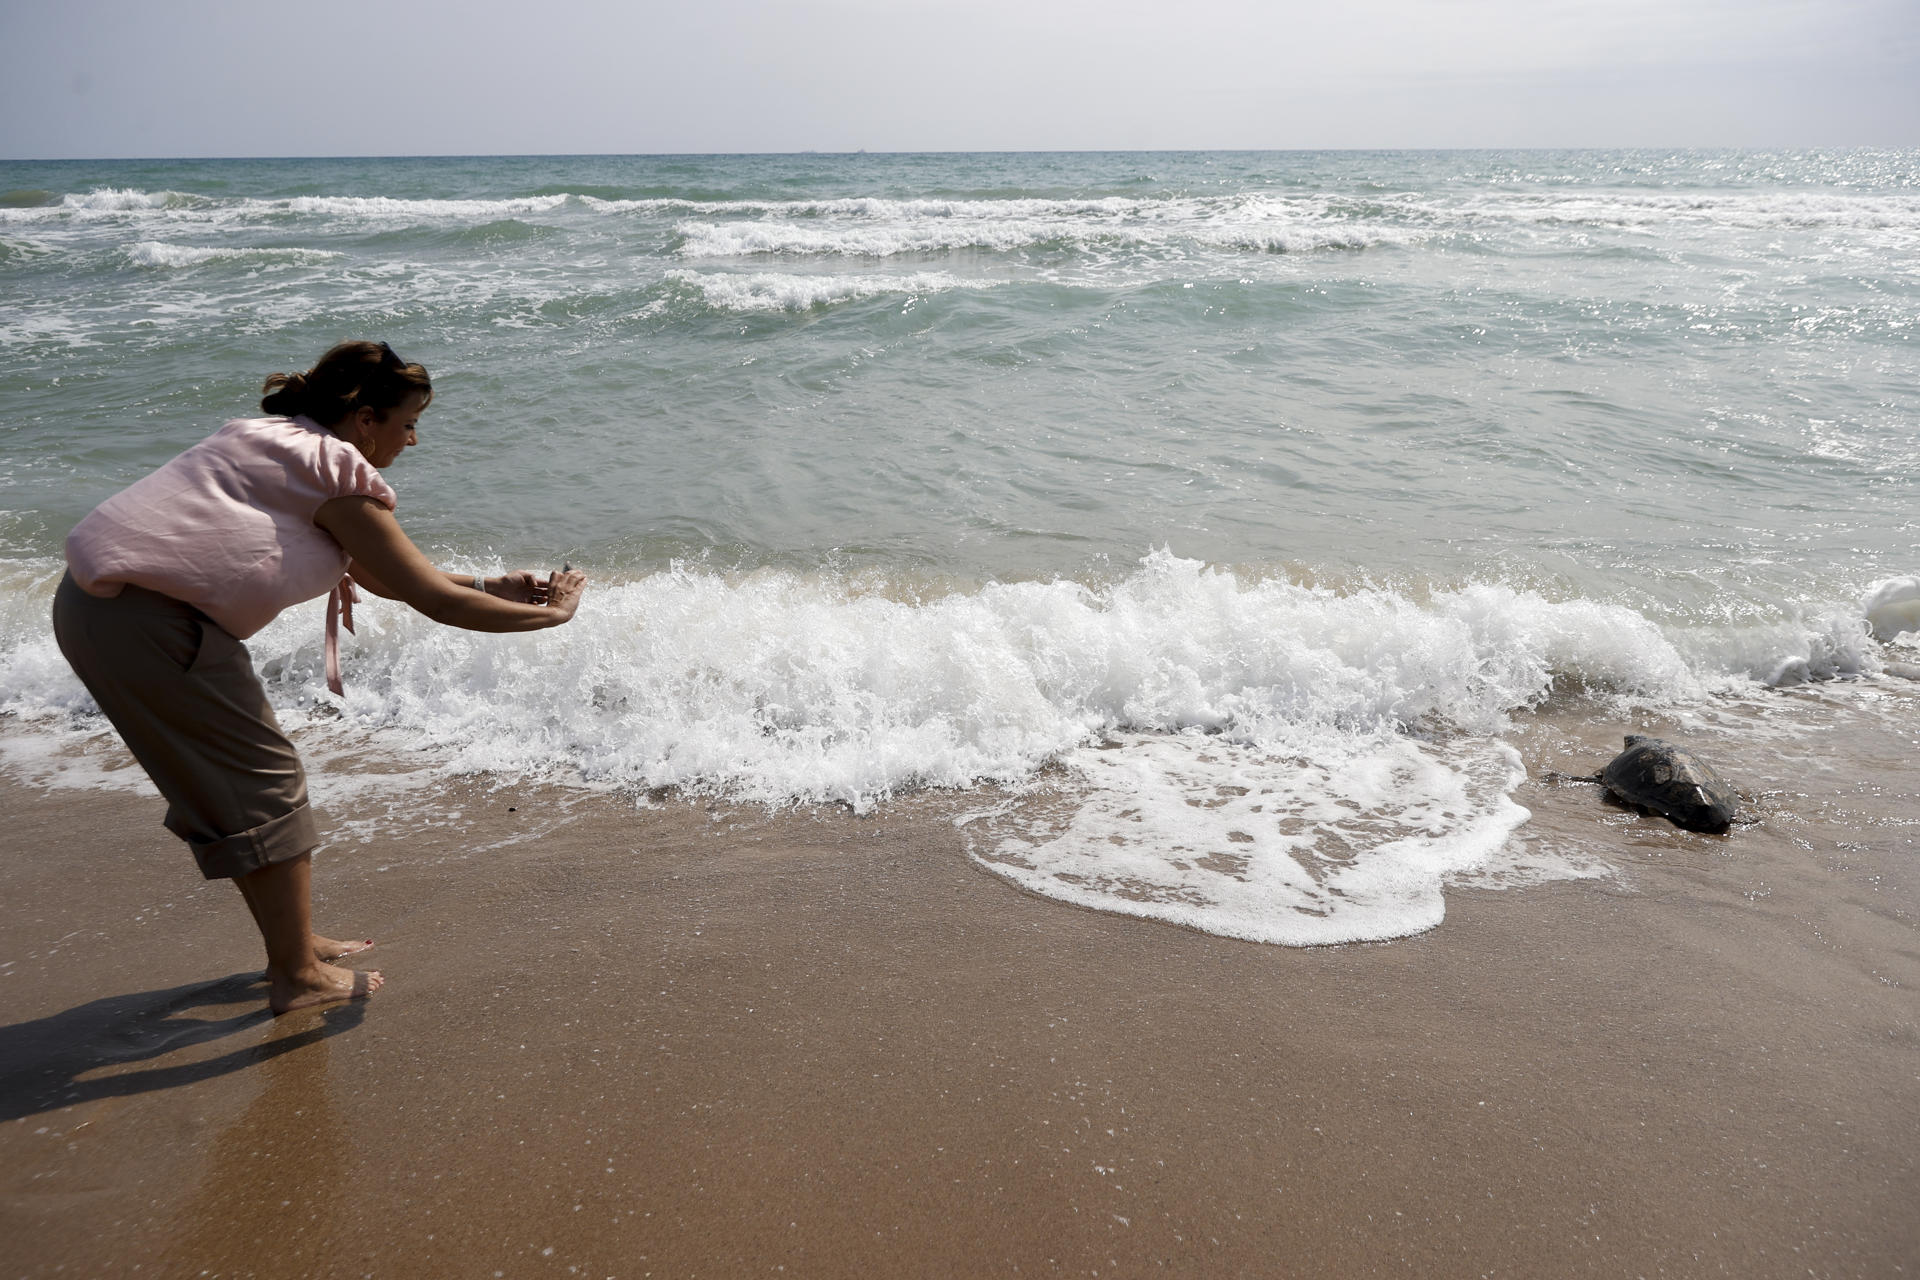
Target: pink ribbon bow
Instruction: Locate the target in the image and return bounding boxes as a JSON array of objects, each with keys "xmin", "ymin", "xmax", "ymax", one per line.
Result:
[{"xmin": 325, "ymin": 574, "xmax": 359, "ymax": 696}]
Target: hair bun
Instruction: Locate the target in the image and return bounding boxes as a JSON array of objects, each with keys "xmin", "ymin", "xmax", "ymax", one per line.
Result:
[
  {"xmin": 258, "ymin": 369, "xmax": 311, "ymax": 416},
  {"xmin": 260, "ymin": 341, "xmax": 432, "ymax": 424}
]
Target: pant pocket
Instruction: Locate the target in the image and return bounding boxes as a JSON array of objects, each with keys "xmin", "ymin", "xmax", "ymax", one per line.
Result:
[{"xmin": 186, "ymin": 618, "xmax": 248, "ymax": 674}]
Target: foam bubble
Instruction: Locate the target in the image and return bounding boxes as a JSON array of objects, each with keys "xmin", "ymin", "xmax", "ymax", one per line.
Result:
[
  {"xmin": 1864, "ymin": 577, "xmax": 1920, "ymax": 642},
  {"xmin": 962, "ymin": 732, "xmax": 1557, "ymax": 946},
  {"xmin": 283, "ymin": 194, "xmax": 574, "ymax": 220},
  {"xmin": 1672, "ymin": 604, "xmax": 1878, "ymax": 686},
  {"xmin": 0, "ymin": 727, "xmax": 157, "ymax": 796},
  {"xmin": 0, "ymin": 236, "xmax": 53, "ymax": 264},
  {"xmin": 61, "ymin": 188, "xmax": 204, "ymax": 212},
  {"xmin": 0, "ymin": 551, "xmax": 1879, "ymax": 943},
  {"xmin": 674, "ymin": 218, "xmax": 1080, "ymax": 258},
  {"xmin": 1445, "ymin": 190, "xmax": 1920, "ymax": 238},
  {"xmin": 589, "ymin": 195, "xmax": 1151, "ymax": 219},
  {"xmin": 665, "ymin": 268, "xmax": 989, "ymax": 312},
  {"xmin": 0, "ymin": 310, "xmax": 89, "ymax": 349},
  {"xmin": 215, "ymin": 554, "xmax": 1708, "ymax": 808},
  {"xmin": 0, "ymin": 560, "xmax": 88, "ymax": 714},
  {"xmin": 0, "ymin": 190, "xmax": 575, "ymax": 228},
  {"xmin": 7, "ymin": 187, "xmax": 1913, "ymax": 265},
  {"xmin": 124, "ymin": 241, "xmax": 342, "ymax": 269},
  {"xmin": 671, "ymin": 200, "xmax": 1415, "ymax": 260},
  {"xmin": 0, "ymin": 551, "xmax": 1880, "ymax": 817}
]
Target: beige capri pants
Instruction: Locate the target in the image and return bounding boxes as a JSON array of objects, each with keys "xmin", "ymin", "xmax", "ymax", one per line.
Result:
[{"xmin": 52, "ymin": 572, "xmax": 319, "ymax": 879}]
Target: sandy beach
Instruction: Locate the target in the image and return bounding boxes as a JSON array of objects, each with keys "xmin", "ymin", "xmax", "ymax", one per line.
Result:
[{"xmin": 2, "ymin": 688, "xmax": 1917, "ymax": 1279}]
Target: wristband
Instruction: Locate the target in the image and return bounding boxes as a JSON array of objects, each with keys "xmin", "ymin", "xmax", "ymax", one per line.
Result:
[{"xmin": 470, "ymin": 575, "xmax": 488, "ymax": 594}]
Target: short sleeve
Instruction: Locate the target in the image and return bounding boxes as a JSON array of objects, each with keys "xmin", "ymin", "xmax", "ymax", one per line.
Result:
[{"xmin": 312, "ymin": 434, "xmax": 397, "ymax": 511}]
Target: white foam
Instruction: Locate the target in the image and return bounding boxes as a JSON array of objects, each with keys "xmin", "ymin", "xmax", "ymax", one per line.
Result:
[
  {"xmin": 0, "ymin": 726, "xmax": 157, "ymax": 797},
  {"xmin": 671, "ymin": 198, "xmax": 1416, "ymax": 260},
  {"xmin": 1443, "ymin": 190, "xmax": 1920, "ymax": 238},
  {"xmin": 665, "ymin": 268, "xmax": 989, "ymax": 312},
  {"xmin": 674, "ymin": 217, "xmax": 1092, "ymax": 258},
  {"xmin": 0, "ymin": 552, "xmax": 1880, "ymax": 943},
  {"xmin": 0, "ymin": 190, "xmax": 573, "ymax": 228},
  {"xmin": 6, "ymin": 187, "xmax": 1913, "ymax": 270},
  {"xmin": 1864, "ymin": 577, "xmax": 1920, "ymax": 643},
  {"xmin": 962, "ymin": 732, "xmax": 1555, "ymax": 946},
  {"xmin": 1671, "ymin": 603, "xmax": 1879, "ymax": 686},
  {"xmin": 0, "ymin": 235, "xmax": 54, "ymax": 262},
  {"xmin": 60, "ymin": 187, "xmax": 203, "ymax": 211},
  {"xmin": 0, "ymin": 553, "xmax": 1878, "ymax": 811},
  {"xmin": 73, "ymin": 553, "xmax": 1701, "ymax": 810},
  {"xmin": 124, "ymin": 241, "xmax": 342, "ymax": 269},
  {"xmin": 0, "ymin": 560, "xmax": 88, "ymax": 713},
  {"xmin": 587, "ymin": 195, "xmax": 1152, "ymax": 219},
  {"xmin": 1204, "ymin": 224, "xmax": 1399, "ymax": 253},
  {"xmin": 283, "ymin": 194, "xmax": 575, "ymax": 220},
  {"xmin": 30, "ymin": 188, "xmax": 1902, "ymax": 242},
  {"xmin": 0, "ymin": 309, "xmax": 90, "ymax": 349}
]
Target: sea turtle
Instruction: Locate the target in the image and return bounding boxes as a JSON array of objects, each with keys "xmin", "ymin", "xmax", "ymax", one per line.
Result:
[{"xmin": 1600, "ymin": 735, "xmax": 1738, "ymax": 834}]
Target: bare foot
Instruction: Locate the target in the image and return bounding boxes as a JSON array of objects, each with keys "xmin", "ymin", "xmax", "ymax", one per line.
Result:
[
  {"xmin": 270, "ymin": 961, "xmax": 383, "ymax": 1015},
  {"xmin": 313, "ymin": 934, "xmax": 374, "ymax": 962}
]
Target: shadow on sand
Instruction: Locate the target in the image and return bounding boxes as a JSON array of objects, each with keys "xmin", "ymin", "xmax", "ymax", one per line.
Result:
[{"xmin": 0, "ymin": 971, "xmax": 364, "ymax": 1122}]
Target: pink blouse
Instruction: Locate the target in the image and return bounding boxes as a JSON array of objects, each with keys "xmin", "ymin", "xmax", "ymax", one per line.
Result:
[{"xmin": 66, "ymin": 415, "xmax": 396, "ymax": 641}]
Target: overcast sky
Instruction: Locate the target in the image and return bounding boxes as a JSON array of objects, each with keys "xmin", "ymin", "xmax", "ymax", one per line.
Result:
[{"xmin": 2, "ymin": 0, "xmax": 1915, "ymax": 158}]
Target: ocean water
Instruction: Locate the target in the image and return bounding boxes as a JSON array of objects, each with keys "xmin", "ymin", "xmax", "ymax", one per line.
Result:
[{"xmin": 2, "ymin": 150, "xmax": 1916, "ymax": 944}]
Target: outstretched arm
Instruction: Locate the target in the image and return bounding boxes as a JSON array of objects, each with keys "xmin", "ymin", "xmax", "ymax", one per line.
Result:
[
  {"xmin": 315, "ymin": 496, "xmax": 586, "ymax": 632},
  {"xmin": 347, "ymin": 561, "xmax": 550, "ymax": 605}
]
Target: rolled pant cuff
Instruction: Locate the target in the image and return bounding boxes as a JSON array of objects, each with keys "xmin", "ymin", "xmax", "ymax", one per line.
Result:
[{"xmin": 173, "ymin": 802, "xmax": 319, "ymax": 880}]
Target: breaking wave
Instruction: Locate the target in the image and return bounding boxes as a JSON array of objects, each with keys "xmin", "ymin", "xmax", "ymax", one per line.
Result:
[
  {"xmin": 665, "ymin": 268, "xmax": 992, "ymax": 311},
  {"xmin": 124, "ymin": 241, "xmax": 343, "ymax": 269}
]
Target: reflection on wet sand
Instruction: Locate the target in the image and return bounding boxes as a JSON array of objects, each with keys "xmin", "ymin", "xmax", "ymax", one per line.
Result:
[{"xmin": 163, "ymin": 1010, "xmax": 353, "ymax": 1278}]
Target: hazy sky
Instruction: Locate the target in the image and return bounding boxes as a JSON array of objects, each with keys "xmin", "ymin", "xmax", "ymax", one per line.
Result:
[{"xmin": 2, "ymin": 0, "xmax": 1915, "ymax": 158}]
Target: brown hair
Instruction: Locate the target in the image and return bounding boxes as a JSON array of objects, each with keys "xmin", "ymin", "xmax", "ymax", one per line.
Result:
[{"xmin": 260, "ymin": 341, "xmax": 432, "ymax": 425}]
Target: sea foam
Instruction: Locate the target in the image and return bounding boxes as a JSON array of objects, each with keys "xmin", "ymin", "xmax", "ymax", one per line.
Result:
[
  {"xmin": 665, "ymin": 268, "xmax": 989, "ymax": 312},
  {"xmin": 1864, "ymin": 578, "xmax": 1920, "ymax": 642},
  {"xmin": 61, "ymin": 187, "xmax": 205, "ymax": 211},
  {"xmin": 960, "ymin": 733, "xmax": 1570, "ymax": 946},
  {"xmin": 124, "ymin": 241, "xmax": 342, "ymax": 269},
  {"xmin": 2, "ymin": 552, "xmax": 1706, "ymax": 807},
  {"xmin": 0, "ymin": 551, "xmax": 1893, "ymax": 945},
  {"xmin": 283, "ymin": 193, "xmax": 575, "ymax": 220},
  {"xmin": 671, "ymin": 200, "xmax": 1416, "ymax": 259}
]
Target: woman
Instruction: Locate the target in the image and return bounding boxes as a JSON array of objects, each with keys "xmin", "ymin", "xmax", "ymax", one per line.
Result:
[{"xmin": 54, "ymin": 341, "xmax": 587, "ymax": 1014}]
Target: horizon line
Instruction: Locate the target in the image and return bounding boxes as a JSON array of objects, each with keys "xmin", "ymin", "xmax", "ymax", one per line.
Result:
[{"xmin": 4, "ymin": 143, "xmax": 1910, "ymax": 165}]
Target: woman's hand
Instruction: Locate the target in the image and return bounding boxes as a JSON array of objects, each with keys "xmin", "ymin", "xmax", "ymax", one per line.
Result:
[
  {"xmin": 546, "ymin": 569, "xmax": 588, "ymax": 622},
  {"xmin": 487, "ymin": 570, "xmax": 553, "ymax": 605},
  {"xmin": 493, "ymin": 568, "xmax": 586, "ymax": 621}
]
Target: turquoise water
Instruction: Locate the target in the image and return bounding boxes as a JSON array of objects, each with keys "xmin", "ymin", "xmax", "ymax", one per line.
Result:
[
  {"xmin": 4, "ymin": 151, "xmax": 1916, "ymax": 599},
  {"xmin": 2, "ymin": 150, "xmax": 1916, "ymax": 942}
]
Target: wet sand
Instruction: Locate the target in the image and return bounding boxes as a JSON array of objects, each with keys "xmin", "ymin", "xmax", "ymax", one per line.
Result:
[{"xmin": 2, "ymin": 687, "xmax": 1917, "ymax": 1278}]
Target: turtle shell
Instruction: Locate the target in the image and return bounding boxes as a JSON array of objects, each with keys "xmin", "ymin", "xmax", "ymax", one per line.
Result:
[{"xmin": 1601, "ymin": 735, "xmax": 1738, "ymax": 833}]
